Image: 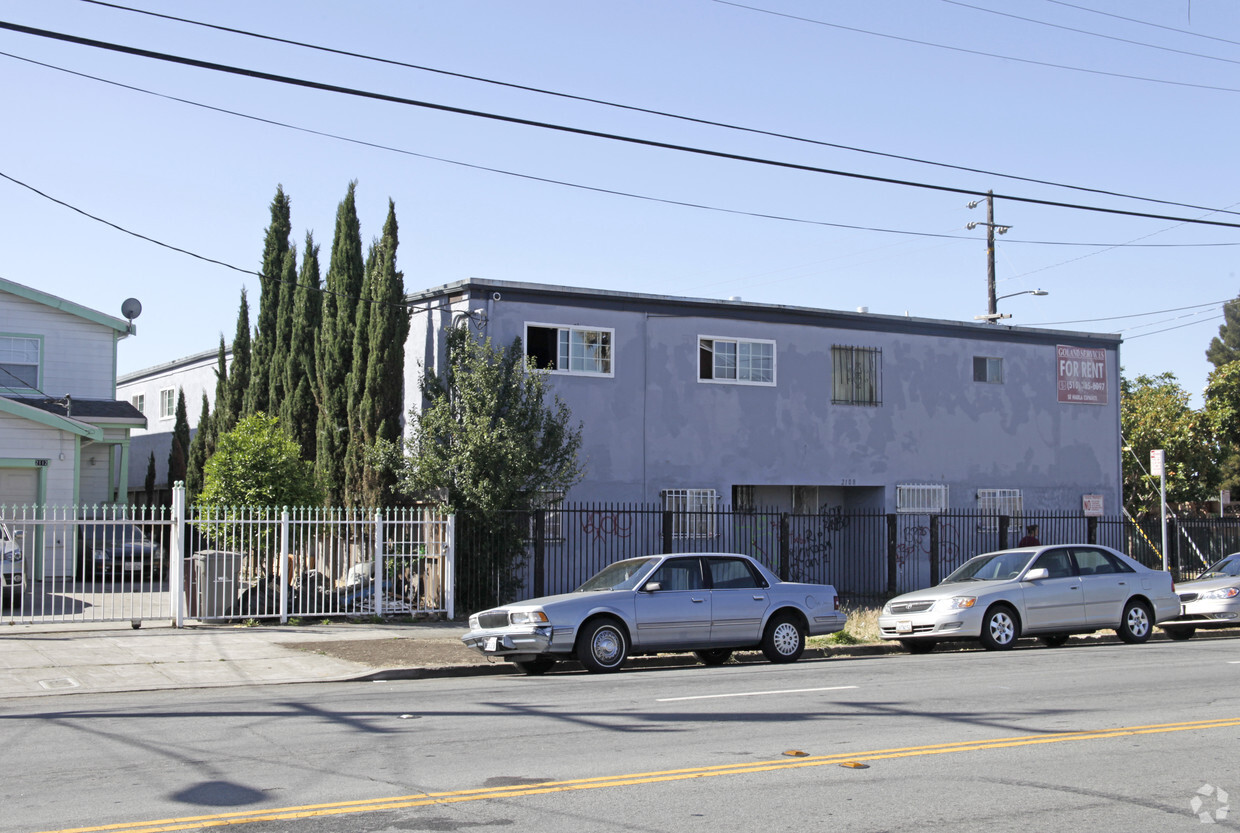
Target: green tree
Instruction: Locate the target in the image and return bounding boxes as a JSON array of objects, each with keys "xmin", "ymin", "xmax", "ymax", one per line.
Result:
[
  {"xmin": 211, "ymin": 335, "xmax": 231, "ymax": 450},
  {"xmin": 282, "ymin": 232, "xmax": 321, "ymax": 462},
  {"xmin": 228, "ymin": 289, "xmax": 252, "ymax": 425},
  {"xmin": 199, "ymin": 413, "xmax": 320, "ymax": 509},
  {"xmin": 269, "ymin": 244, "xmax": 298, "ymax": 411},
  {"xmin": 1204, "ymin": 361, "xmax": 1240, "ymax": 497},
  {"xmin": 1121, "ymin": 372, "xmax": 1220, "ymax": 515},
  {"xmin": 1206, "ymin": 297, "xmax": 1240, "ymax": 368},
  {"xmin": 144, "ymin": 451, "xmax": 156, "ymax": 506},
  {"xmin": 186, "ymin": 393, "xmax": 211, "ymax": 501},
  {"xmin": 167, "ymin": 388, "xmax": 190, "ymax": 488},
  {"xmin": 399, "ymin": 328, "xmax": 584, "ymax": 609},
  {"xmin": 315, "ymin": 182, "xmax": 365, "ymax": 505},
  {"xmin": 247, "ymin": 187, "xmax": 292, "ymax": 416}
]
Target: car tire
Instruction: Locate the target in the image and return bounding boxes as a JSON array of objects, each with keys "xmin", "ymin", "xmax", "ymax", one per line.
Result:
[
  {"xmin": 761, "ymin": 613, "xmax": 806, "ymax": 663},
  {"xmin": 694, "ymin": 649, "xmax": 733, "ymax": 666},
  {"xmin": 1116, "ymin": 599, "xmax": 1153, "ymax": 644},
  {"xmin": 900, "ymin": 639, "xmax": 936, "ymax": 654},
  {"xmin": 577, "ymin": 618, "xmax": 628, "ymax": 673},
  {"xmin": 978, "ymin": 605, "xmax": 1019, "ymax": 650},
  {"xmin": 514, "ymin": 658, "xmax": 556, "ymax": 676},
  {"xmin": 1039, "ymin": 634, "xmax": 1070, "ymax": 648},
  {"xmin": 1162, "ymin": 626, "xmax": 1196, "ymax": 641}
]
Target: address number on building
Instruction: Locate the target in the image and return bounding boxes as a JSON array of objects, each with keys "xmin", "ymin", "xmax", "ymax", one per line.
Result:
[{"xmin": 35, "ymin": 459, "xmax": 49, "ymax": 467}]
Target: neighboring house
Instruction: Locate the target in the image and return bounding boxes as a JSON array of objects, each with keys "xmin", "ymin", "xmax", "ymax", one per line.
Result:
[
  {"xmin": 405, "ymin": 280, "xmax": 1122, "ymax": 516},
  {"xmin": 117, "ymin": 347, "xmax": 226, "ymax": 505},
  {"xmin": 0, "ymin": 278, "xmax": 145, "ymax": 576}
]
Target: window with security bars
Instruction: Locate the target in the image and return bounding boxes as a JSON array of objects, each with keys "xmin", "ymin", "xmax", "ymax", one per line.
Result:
[
  {"xmin": 527, "ymin": 491, "xmax": 564, "ymax": 543},
  {"xmin": 977, "ymin": 488, "xmax": 1023, "ymax": 529},
  {"xmin": 699, "ymin": 337, "xmax": 775, "ymax": 384},
  {"xmin": 832, "ymin": 345, "xmax": 882, "ymax": 405},
  {"xmin": 897, "ymin": 484, "xmax": 949, "ymax": 514},
  {"xmin": 663, "ymin": 488, "xmax": 718, "ymax": 539}
]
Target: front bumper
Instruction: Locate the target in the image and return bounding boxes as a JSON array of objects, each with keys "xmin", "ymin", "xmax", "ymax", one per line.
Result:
[
  {"xmin": 1159, "ymin": 600, "xmax": 1240, "ymax": 629},
  {"xmin": 461, "ymin": 624, "xmax": 576, "ymax": 659},
  {"xmin": 878, "ymin": 608, "xmax": 985, "ymax": 641}
]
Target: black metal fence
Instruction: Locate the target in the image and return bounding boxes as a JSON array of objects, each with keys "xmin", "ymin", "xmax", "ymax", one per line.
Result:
[{"xmin": 453, "ymin": 504, "xmax": 1240, "ymax": 612}]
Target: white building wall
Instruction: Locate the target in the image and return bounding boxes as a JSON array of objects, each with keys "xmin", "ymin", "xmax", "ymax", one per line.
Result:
[{"xmin": 0, "ymin": 293, "xmax": 118, "ymax": 398}]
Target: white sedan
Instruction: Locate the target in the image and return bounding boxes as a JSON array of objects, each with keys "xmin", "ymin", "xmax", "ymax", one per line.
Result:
[
  {"xmin": 1158, "ymin": 553, "xmax": 1240, "ymax": 640},
  {"xmin": 878, "ymin": 544, "xmax": 1179, "ymax": 653}
]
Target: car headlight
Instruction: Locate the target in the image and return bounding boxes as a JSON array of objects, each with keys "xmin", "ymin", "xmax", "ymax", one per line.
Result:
[
  {"xmin": 509, "ymin": 610, "xmax": 549, "ymax": 625},
  {"xmin": 1200, "ymin": 586, "xmax": 1240, "ymax": 601},
  {"xmin": 934, "ymin": 596, "xmax": 977, "ymax": 611}
]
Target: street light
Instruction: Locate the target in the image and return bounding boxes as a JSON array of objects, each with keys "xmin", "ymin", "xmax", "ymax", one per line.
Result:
[{"xmin": 974, "ymin": 289, "xmax": 1048, "ymax": 322}]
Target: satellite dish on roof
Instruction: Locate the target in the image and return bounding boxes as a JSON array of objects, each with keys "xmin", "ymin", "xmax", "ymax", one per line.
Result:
[{"xmin": 121, "ymin": 298, "xmax": 142, "ymax": 321}]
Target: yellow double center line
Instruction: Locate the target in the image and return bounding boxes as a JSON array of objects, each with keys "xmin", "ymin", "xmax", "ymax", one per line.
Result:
[{"xmin": 40, "ymin": 717, "xmax": 1240, "ymax": 833}]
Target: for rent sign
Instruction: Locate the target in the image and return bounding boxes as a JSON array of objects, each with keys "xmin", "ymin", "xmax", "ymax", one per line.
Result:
[{"xmin": 1057, "ymin": 344, "xmax": 1108, "ymax": 405}]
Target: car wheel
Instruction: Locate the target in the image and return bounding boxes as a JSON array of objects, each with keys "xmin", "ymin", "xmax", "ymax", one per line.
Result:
[
  {"xmin": 1163, "ymin": 626, "xmax": 1196, "ymax": 641},
  {"xmin": 979, "ymin": 605, "xmax": 1019, "ymax": 650},
  {"xmin": 761, "ymin": 613, "xmax": 806, "ymax": 663},
  {"xmin": 900, "ymin": 639, "xmax": 936, "ymax": 654},
  {"xmin": 577, "ymin": 618, "xmax": 628, "ymax": 673},
  {"xmin": 514, "ymin": 658, "xmax": 556, "ymax": 676},
  {"xmin": 694, "ymin": 649, "xmax": 733, "ymax": 666},
  {"xmin": 1116, "ymin": 600, "xmax": 1153, "ymax": 644}
]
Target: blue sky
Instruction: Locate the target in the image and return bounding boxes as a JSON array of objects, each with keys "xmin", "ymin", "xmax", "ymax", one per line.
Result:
[{"xmin": 2, "ymin": 0, "xmax": 1238, "ymax": 405}]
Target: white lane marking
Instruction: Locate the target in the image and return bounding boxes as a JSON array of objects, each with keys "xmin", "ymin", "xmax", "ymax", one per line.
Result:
[{"xmin": 657, "ymin": 685, "xmax": 858, "ymax": 702}]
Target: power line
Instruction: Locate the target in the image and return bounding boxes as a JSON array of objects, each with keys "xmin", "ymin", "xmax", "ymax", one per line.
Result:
[
  {"xmin": 4, "ymin": 20, "xmax": 1240, "ymax": 232},
  {"xmin": 68, "ymin": 0, "xmax": 1240, "ymax": 220},
  {"xmin": 1039, "ymin": 0, "xmax": 1240, "ymax": 50}
]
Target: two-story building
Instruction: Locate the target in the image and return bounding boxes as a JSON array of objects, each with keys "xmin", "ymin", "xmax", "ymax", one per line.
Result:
[{"xmin": 0, "ymin": 278, "xmax": 145, "ymax": 575}]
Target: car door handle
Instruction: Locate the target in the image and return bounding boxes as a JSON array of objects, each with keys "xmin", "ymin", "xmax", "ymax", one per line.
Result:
[
  {"xmin": 691, "ymin": 597, "xmax": 706, "ymax": 603},
  {"xmin": 752, "ymin": 595, "xmax": 766, "ymax": 601}
]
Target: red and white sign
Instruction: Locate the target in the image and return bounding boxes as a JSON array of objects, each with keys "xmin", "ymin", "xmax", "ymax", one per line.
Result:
[
  {"xmin": 1082, "ymin": 494, "xmax": 1104, "ymax": 517},
  {"xmin": 1057, "ymin": 345, "xmax": 1108, "ymax": 405}
]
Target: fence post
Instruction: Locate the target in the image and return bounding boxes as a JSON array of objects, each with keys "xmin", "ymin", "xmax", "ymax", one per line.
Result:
[
  {"xmin": 445, "ymin": 514, "xmax": 456, "ymax": 620},
  {"xmin": 1087, "ymin": 516, "xmax": 1098, "ymax": 545},
  {"xmin": 929, "ymin": 514, "xmax": 940, "ymax": 586},
  {"xmin": 999, "ymin": 515, "xmax": 1011, "ymax": 549},
  {"xmin": 171, "ymin": 483, "xmax": 185, "ymax": 628},
  {"xmin": 779, "ymin": 513, "xmax": 790, "ymax": 581},
  {"xmin": 374, "ymin": 510, "xmax": 385, "ymax": 617},
  {"xmin": 887, "ymin": 513, "xmax": 898, "ymax": 595},
  {"xmin": 661, "ymin": 510, "xmax": 673, "ymax": 553},
  {"xmin": 279, "ymin": 507, "xmax": 290, "ymax": 624},
  {"xmin": 533, "ymin": 510, "xmax": 546, "ymax": 598}
]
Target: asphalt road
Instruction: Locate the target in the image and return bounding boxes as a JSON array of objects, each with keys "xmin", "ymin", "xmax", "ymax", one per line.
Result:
[{"xmin": 7, "ymin": 636, "xmax": 1240, "ymax": 833}]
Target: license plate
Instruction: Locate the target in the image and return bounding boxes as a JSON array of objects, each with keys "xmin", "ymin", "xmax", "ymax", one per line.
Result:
[
  {"xmin": 485, "ymin": 637, "xmax": 498, "ymax": 652},
  {"xmin": 896, "ymin": 619, "xmax": 913, "ymax": 634},
  {"xmin": 125, "ymin": 561, "xmax": 142, "ymax": 571}
]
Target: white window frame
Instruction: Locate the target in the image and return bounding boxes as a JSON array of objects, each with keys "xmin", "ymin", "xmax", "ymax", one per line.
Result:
[
  {"xmin": 973, "ymin": 356, "xmax": 1003, "ymax": 384},
  {"xmin": 0, "ymin": 334, "xmax": 41, "ymax": 390},
  {"xmin": 663, "ymin": 488, "xmax": 718, "ymax": 540},
  {"xmin": 977, "ymin": 488, "xmax": 1023, "ymax": 530},
  {"xmin": 699, "ymin": 336, "xmax": 776, "ymax": 385},
  {"xmin": 897, "ymin": 484, "xmax": 949, "ymax": 514},
  {"xmin": 131, "ymin": 393, "xmax": 145, "ymax": 414},
  {"xmin": 832, "ymin": 345, "xmax": 882, "ymax": 405},
  {"xmin": 159, "ymin": 388, "xmax": 176, "ymax": 420},
  {"xmin": 525, "ymin": 323, "xmax": 614, "ymax": 377}
]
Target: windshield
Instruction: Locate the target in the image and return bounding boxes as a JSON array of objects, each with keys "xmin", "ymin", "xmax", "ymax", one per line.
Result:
[
  {"xmin": 942, "ymin": 550, "xmax": 1037, "ymax": 584},
  {"xmin": 575, "ymin": 557, "xmax": 660, "ymax": 592},
  {"xmin": 1201, "ymin": 556, "xmax": 1240, "ymax": 578},
  {"xmin": 86, "ymin": 525, "xmax": 148, "ymax": 545}
]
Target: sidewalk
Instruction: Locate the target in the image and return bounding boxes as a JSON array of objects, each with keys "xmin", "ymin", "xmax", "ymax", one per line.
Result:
[{"xmin": 0, "ymin": 620, "xmax": 502, "ymax": 700}]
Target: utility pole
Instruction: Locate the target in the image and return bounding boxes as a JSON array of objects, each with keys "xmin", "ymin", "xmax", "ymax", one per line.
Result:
[{"xmin": 985, "ymin": 191, "xmax": 997, "ymax": 316}]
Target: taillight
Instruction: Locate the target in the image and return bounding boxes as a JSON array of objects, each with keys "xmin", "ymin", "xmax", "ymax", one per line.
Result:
[{"xmin": 834, "ymin": 595, "xmax": 840, "ymax": 611}]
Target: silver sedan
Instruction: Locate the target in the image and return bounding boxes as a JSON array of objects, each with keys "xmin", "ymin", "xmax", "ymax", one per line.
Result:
[
  {"xmin": 462, "ymin": 552, "xmax": 846, "ymax": 674},
  {"xmin": 878, "ymin": 544, "xmax": 1179, "ymax": 653},
  {"xmin": 1158, "ymin": 553, "xmax": 1240, "ymax": 640}
]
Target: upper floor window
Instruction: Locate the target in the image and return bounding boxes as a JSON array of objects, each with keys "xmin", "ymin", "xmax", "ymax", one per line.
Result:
[
  {"xmin": 832, "ymin": 345, "xmax": 882, "ymax": 405},
  {"xmin": 974, "ymin": 356, "xmax": 1003, "ymax": 384},
  {"xmin": 526, "ymin": 324, "xmax": 613, "ymax": 376},
  {"xmin": 159, "ymin": 388, "xmax": 176, "ymax": 419},
  {"xmin": 0, "ymin": 336, "xmax": 40, "ymax": 389},
  {"xmin": 699, "ymin": 337, "xmax": 775, "ymax": 385},
  {"xmin": 663, "ymin": 488, "xmax": 718, "ymax": 539},
  {"xmin": 897, "ymin": 484, "xmax": 948, "ymax": 514},
  {"xmin": 131, "ymin": 394, "xmax": 145, "ymax": 414}
]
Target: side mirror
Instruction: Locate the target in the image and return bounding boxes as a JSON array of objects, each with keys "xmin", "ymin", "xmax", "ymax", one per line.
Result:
[
  {"xmin": 1023, "ymin": 567, "xmax": 1049, "ymax": 581},
  {"xmin": 643, "ymin": 581, "xmax": 663, "ymax": 593}
]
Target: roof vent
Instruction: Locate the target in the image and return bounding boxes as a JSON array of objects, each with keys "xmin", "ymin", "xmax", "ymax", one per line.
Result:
[{"xmin": 857, "ymin": 306, "xmax": 869, "ymax": 314}]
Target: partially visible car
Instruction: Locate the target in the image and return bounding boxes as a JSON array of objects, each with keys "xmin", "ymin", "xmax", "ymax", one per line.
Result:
[
  {"xmin": 1, "ymin": 523, "xmax": 24, "ymax": 609},
  {"xmin": 78, "ymin": 523, "xmax": 166, "ymax": 580},
  {"xmin": 461, "ymin": 552, "xmax": 846, "ymax": 674},
  {"xmin": 1158, "ymin": 553, "xmax": 1240, "ymax": 640},
  {"xmin": 878, "ymin": 544, "xmax": 1179, "ymax": 653}
]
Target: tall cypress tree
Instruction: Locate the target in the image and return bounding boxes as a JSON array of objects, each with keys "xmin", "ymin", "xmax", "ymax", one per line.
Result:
[
  {"xmin": 211, "ymin": 335, "xmax": 231, "ymax": 451},
  {"xmin": 344, "ymin": 240, "xmax": 377, "ymax": 506},
  {"xmin": 283, "ymin": 233, "xmax": 322, "ymax": 462},
  {"xmin": 228, "ymin": 289, "xmax": 253, "ymax": 425},
  {"xmin": 355, "ymin": 201, "xmax": 408, "ymax": 507},
  {"xmin": 167, "ymin": 388, "xmax": 190, "ymax": 488},
  {"xmin": 315, "ymin": 182, "xmax": 365, "ymax": 506},
  {"xmin": 268, "ymin": 245, "xmax": 298, "ymax": 412},
  {"xmin": 1207, "ymin": 295, "xmax": 1240, "ymax": 368},
  {"xmin": 248, "ymin": 187, "xmax": 292, "ymax": 416},
  {"xmin": 186, "ymin": 393, "xmax": 211, "ymax": 501}
]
